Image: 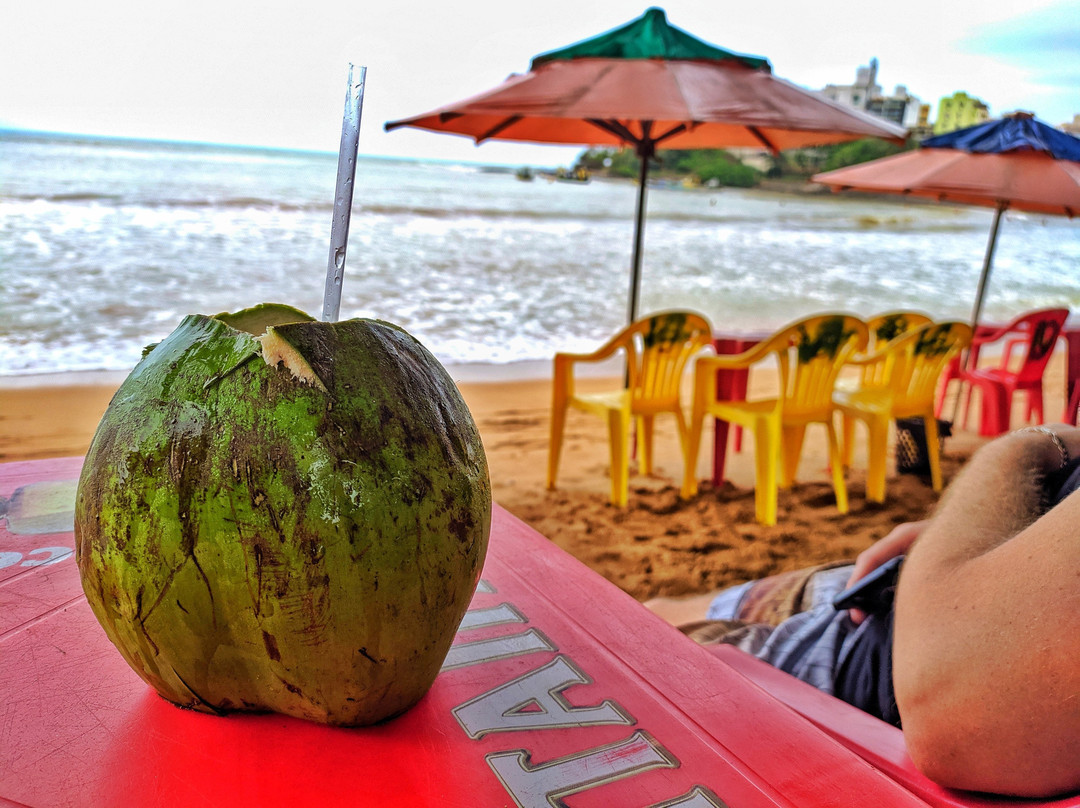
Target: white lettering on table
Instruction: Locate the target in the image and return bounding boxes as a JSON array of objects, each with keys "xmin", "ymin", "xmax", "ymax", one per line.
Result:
[
  {"xmin": 458, "ymin": 602, "xmax": 528, "ymax": 631},
  {"xmin": 0, "ymin": 546, "xmax": 73, "ymax": 569},
  {"xmin": 442, "ymin": 628, "xmax": 556, "ymax": 671},
  {"xmin": 453, "ymin": 655, "xmax": 633, "ymax": 739},
  {"xmin": 487, "ymin": 730, "xmax": 677, "ymax": 808},
  {"xmin": 451, "ymin": 579, "xmax": 723, "ymax": 806}
]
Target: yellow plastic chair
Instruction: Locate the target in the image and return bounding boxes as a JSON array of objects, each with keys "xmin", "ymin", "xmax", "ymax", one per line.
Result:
[
  {"xmin": 680, "ymin": 314, "xmax": 868, "ymax": 526},
  {"xmin": 838, "ymin": 311, "xmax": 934, "ymax": 392},
  {"xmin": 547, "ymin": 311, "xmax": 714, "ymax": 507},
  {"xmin": 833, "ymin": 321, "xmax": 972, "ymax": 503}
]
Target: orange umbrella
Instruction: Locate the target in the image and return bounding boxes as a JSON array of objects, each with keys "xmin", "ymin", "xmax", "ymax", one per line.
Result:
[
  {"xmin": 812, "ymin": 144, "xmax": 1080, "ymax": 216},
  {"xmin": 386, "ymin": 8, "xmax": 905, "ymax": 322}
]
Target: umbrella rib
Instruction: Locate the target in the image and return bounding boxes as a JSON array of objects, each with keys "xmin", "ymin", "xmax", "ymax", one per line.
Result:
[
  {"xmin": 747, "ymin": 125, "xmax": 781, "ymax": 156},
  {"xmin": 477, "ymin": 116, "xmax": 524, "ymax": 143},
  {"xmin": 587, "ymin": 118, "xmax": 642, "ymax": 148},
  {"xmin": 654, "ymin": 122, "xmax": 691, "ymax": 145},
  {"xmin": 584, "ymin": 118, "xmax": 696, "ymax": 151}
]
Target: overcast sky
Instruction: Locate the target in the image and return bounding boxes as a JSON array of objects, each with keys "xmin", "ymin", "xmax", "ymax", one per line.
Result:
[{"xmin": 3, "ymin": 0, "xmax": 1077, "ymax": 165}]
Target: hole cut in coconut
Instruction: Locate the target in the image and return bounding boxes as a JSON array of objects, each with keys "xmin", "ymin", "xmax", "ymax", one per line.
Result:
[{"xmin": 258, "ymin": 327, "xmax": 328, "ymax": 392}]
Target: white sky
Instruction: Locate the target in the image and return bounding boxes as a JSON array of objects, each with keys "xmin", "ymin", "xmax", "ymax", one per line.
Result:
[{"xmin": 2, "ymin": 0, "xmax": 1078, "ymax": 166}]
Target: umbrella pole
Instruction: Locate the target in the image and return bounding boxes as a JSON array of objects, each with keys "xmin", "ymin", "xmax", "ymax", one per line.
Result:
[
  {"xmin": 968, "ymin": 203, "xmax": 1005, "ymax": 329},
  {"xmin": 322, "ymin": 64, "xmax": 367, "ymax": 322},
  {"xmin": 951, "ymin": 202, "xmax": 1006, "ymax": 422},
  {"xmin": 627, "ymin": 140, "xmax": 654, "ymax": 325}
]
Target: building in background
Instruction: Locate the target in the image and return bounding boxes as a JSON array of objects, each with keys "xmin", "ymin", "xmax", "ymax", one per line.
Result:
[
  {"xmin": 1063, "ymin": 114, "xmax": 1080, "ymax": 136},
  {"xmin": 908, "ymin": 103, "xmax": 934, "ymax": 140},
  {"xmin": 821, "ymin": 59, "xmax": 881, "ymax": 111},
  {"xmin": 821, "ymin": 60, "xmax": 922, "ymax": 130},
  {"xmin": 934, "ymin": 91, "xmax": 990, "ymax": 134},
  {"xmin": 867, "ymin": 85, "xmax": 923, "ymax": 128}
]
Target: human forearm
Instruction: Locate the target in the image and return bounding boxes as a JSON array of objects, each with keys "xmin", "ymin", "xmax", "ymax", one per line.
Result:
[
  {"xmin": 893, "ymin": 426, "xmax": 1080, "ymax": 796},
  {"xmin": 905, "ymin": 428, "xmax": 1069, "ymax": 569}
]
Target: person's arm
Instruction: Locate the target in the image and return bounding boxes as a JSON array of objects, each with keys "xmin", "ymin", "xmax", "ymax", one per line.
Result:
[{"xmin": 893, "ymin": 425, "xmax": 1080, "ymax": 797}]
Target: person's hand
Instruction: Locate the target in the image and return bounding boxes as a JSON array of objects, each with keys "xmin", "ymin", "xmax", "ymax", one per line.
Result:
[{"xmin": 845, "ymin": 519, "xmax": 929, "ymax": 624}]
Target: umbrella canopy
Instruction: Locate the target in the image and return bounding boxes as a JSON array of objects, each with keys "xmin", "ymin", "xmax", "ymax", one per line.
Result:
[
  {"xmin": 386, "ymin": 7, "xmax": 906, "ymax": 322},
  {"xmin": 813, "ymin": 112, "xmax": 1080, "ymax": 326}
]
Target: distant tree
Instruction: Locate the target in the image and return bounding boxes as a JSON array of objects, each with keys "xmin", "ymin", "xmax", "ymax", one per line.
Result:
[
  {"xmin": 574, "ymin": 146, "xmax": 761, "ymax": 186},
  {"xmin": 821, "ymin": 138, "xmax": 907, "ymax": 171},
  {"xmin": 667, "ymin": 149, "xmax": 760, "ymax": 187},
  {"xmin": 574, "ymin": 147, "xmax": 643, "ymax": 178},
  {"xmin": 779, "ymin": 148, "xmax": 829, "ymax": 177},
  {"xmin": 575, "ymin": 148, "xmax": 615, "ymax": 170}
]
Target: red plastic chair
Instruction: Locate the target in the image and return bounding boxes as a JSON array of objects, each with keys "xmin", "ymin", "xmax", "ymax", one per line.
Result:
[{"xmin": 935, "ymin": 308, "xmax": 1069, "ymax": 436}]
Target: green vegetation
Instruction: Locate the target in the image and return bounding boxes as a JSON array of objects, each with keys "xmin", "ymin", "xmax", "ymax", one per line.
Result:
[
  {"xmin": 664, "ymin": 149, "xmax": 761, "ymax": 187},
  {"xmin": 574, "ymin": 147, "xmax": 761, "ymax": 187},
  {"xmin": 568, "ymin": 136, "xmax": 912, "ymax": 187},
  {"xmin": 820, "ymin": 138, "xmax": 907, "ymax": 171},
  {"xmin": 575, "ymin": 147, "xmax": 642, "ymax": 178}
]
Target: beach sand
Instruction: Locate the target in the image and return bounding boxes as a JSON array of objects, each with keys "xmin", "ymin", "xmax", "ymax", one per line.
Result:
[{"xmin": 5, "ymin": 356, "xmax": 1067, "ymax": 602}]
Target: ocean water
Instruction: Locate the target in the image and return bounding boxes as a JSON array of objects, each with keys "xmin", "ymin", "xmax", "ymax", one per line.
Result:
[{"xmin": 3, "ymin": 131, "xmax": 1079, "ymax": 379}]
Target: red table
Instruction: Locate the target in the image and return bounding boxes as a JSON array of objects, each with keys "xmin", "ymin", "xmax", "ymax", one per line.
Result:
[
  {"xmin": 710, "ymin": 333, "xmax": 767, "ymax": 485},
  {"xmin": 4, "ymin": 458, "xmax": 1078, "ymax": 807}
]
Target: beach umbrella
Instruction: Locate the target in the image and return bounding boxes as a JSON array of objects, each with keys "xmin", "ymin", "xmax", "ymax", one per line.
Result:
[
  {"xmin": 813, "ymin": 112, "xmax": 1080, "ymax": 328},
  {"xmin": 385, "ymin": 7, "xmax": 905, "ymax": 323}
]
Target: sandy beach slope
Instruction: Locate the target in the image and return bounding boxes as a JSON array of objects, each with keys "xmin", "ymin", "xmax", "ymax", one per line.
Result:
[{"xmin": 5, "ymin": 357, "xmax": 1065, "ymax": 602}]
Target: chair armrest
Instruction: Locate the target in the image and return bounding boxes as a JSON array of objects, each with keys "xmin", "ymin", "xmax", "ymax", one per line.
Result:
[
  {"xmin": 554, "ymin": 325, "xmax": 638, "ymax": 366},
  {"xmin": 845, "ymin": 349, "xmax": 890, "ymax": 368},
  {"xmin": 969, "ymin": 322, "xmax": 1018, "ymax": 348},
  {"xmin": 695, "ymin": 339, "xmax": 776, "ymax": 372}
]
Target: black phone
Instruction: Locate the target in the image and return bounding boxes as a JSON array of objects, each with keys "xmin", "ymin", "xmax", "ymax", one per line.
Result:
[{"xmin": 831, "ymin": 555, "xmax": 904, "ymax": 614}]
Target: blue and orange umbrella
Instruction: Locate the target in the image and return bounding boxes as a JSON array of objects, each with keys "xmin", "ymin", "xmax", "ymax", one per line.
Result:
[{"xmin": 815, "ymin": 112, "xmax": 1080, "ymax": 326}]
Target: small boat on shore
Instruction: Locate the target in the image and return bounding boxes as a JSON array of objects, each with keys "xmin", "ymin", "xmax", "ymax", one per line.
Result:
[{"xmin": 539, "ymin": 167, "xmax": 591, "ymax": 184}]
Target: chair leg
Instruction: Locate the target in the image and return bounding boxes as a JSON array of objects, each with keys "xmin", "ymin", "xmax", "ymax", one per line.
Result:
[
  {"xmin": 1067, "ymin": 381, "xmax": 1080, "ymax": 425},
  {"xmin": 933, "ymin": 378, "xmax": 947, "ymax": 419},
  {"xmin": 638, "ymin": 415, "xmax": 654, "ymax": 475},
  {"xmin": 753, "ymin": 420, "xmax": 781, "ymax": 526},
  {"xmin": 960, "ymin": 382, "xmax": 973, "ymax": 430},
  {"xmin": 674, "ymin": 410, "xmax": 692, "ymax": 487},
  {"xmin": 681, "ymin": 374, "xmax": 710, "ymax": 499},
  {"xmin": 607, "ymin": 409, "xmax": 630, "ymax": 507},
  {"xmin": 923, "ymin": 415, "xmax": 944, "ymax": 493},
  {"xmin": 864, "ymin": 415, "xmax": 889, "ymax": 504},
  {"xmin": 779, "ymin": 425, "xmax": 806, "ymax": 488},
  {"xmin": 547, "ymin": 400, "xmax": 568, "ymax": 490},
  {"xmin": 841, "ymin": 413, "xmax": 855, "ymax": 468},
  {"xmin": 825, "ymin": 420, "xmax": 849, "ymax": 514},
  {"xmin": 1029, "ymin": 387, "xmax": 1044, "ymax": 426},
  {"xmin": 976, "ymin": 381, "xmax": 1010, "ymax": 436},
  {"xmin": 680, "ymin": 417, "xmax": 704, "ymax": 499}
]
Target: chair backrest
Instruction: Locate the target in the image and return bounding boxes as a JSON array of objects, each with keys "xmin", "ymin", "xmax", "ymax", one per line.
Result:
[
  {"xmin": 881, "ymin": 321, "xmax": 974, "ymax": 412},
  {"xmin": 764, "ymin": 314, "xmax": 869, "ymax": 418},
  {"xmin": 993, "ymin": 308, "xmax": 1069, "ymax": 383},
  {"xmin": 866, "ymin": 311, "xmax": 934, "ymax": 349},
  {"xmin": 858, "ymin": 312, "xmax": 934, "ymax": 387},
  {"xmin": 623, "ymin": 311, "xmax": 714, "ymax": 409}
]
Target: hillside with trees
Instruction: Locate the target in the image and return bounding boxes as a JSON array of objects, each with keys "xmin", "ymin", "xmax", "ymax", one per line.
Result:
[{"xmin": 569, "ymin": 137, "xmax": 911, "ymax": 188}]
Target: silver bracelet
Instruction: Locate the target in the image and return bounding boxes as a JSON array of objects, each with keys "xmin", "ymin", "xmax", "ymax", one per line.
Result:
[{"xmin": 1017, "ymin": 426, "xmax": 1070, "ymax": 471}]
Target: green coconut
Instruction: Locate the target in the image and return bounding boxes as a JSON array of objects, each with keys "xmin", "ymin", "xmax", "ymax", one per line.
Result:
[{"xmin": 74, "ymin": 304, "xmax": 491, "ymax": 726}]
